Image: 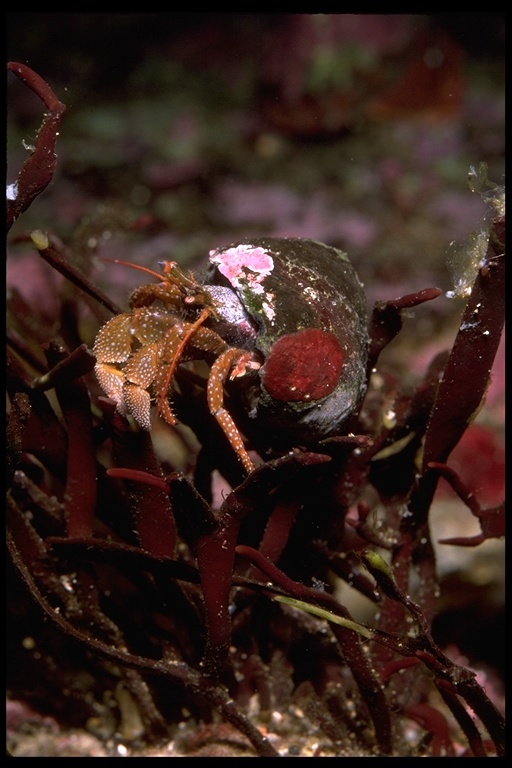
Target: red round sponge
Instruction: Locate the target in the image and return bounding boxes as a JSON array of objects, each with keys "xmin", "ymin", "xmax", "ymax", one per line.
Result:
[{"xmin": 263, "ymin": 328, "xmax": 344, "ymax": 403}]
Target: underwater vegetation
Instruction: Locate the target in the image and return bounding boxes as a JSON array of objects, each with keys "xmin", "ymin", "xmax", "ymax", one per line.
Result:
[{"xmin": 6, "ymin": 60, "xmax": 504, "ymax": 757}]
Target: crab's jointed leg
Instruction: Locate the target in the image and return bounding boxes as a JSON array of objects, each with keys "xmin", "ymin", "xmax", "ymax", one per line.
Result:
[
  {"xmin": 155, "ymin": 309, "xmax": 211, "ymax": 425},
  {"xmin": 207, "ymin": 348, "xmax": 256, "ymax": 474}
]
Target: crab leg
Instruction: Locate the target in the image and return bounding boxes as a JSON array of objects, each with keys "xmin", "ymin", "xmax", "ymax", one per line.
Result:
[
  {"xmin": 156, "ymin": 309, "xmax": 211, "ymax": 424},
  {"xmin": 207, "ymin": 349, "xmax": 255, "ymax": 474}
]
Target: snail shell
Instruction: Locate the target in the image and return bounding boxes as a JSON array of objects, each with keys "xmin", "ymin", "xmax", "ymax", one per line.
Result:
[{"xmin": 204, "ymin": 237, "xmax": 368, "ymax": 445}]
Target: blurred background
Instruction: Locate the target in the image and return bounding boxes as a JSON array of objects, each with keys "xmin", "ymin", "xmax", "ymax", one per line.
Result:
[{"xmin": 7, "ymin": 11, "xmax": 505, "ymax": 688}]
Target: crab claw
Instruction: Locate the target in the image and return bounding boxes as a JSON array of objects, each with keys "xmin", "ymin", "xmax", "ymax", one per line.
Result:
[
  {"xmin": 94, "ymin": 363, "xmax": 126, "ymax": 410},
  {"xmin": 122, "ymin": 383, "xmax": 152, "ymax": 430},
  {"xmin": 93, "ymin": 314, "xmax": 134, "ymax": 364}
]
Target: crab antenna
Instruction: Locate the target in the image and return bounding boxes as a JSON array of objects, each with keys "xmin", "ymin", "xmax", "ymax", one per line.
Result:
[{"xmin": 100, "ymin": 258, "xmax": 166, "ymax": 282}]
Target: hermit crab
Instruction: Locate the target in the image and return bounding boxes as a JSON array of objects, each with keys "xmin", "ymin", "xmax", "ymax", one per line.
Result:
[{"xmin": 93, "ymin": 237, "xmax": 369, "ymax": 473}]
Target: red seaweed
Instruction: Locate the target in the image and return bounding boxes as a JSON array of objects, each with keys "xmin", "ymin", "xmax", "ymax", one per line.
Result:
[{"xmin": 6, "ymin": 61, "xmax": 504, "ymax": 758}]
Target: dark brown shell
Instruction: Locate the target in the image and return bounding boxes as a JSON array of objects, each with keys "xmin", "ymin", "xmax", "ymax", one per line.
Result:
[{"xmin": 205, "ymin": 237, "xmax": 369, "ymax": 444}]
